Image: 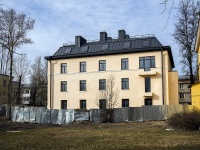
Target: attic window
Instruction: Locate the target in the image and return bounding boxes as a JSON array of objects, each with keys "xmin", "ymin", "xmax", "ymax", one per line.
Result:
[
  {"xmin": 82, "ymin": 46, "xmax": 88, "ymax": 52},
  {"xmin": 142, "ymin": 40, "xmax": 150, "ymax": 47},
  {"xmin": 102, "ymin": 44, "xmax": 109, "ymax": 50},
  {"xmin": 124, "ymin": 42, "xmax": 130, "ymax": 48},
  {"xmin": 65, "ymin": 47, "xmax": 71, "ymax": 53}
]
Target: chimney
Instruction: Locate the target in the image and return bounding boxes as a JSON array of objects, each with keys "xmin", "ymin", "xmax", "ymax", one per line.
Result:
[
  {"xmin": 107, "ymin": 37, "xmax": 112, "ymax": 41},
  {"xmin": 75, "ymin": 36, "xmax": 87, "ymax": 47},
  {"xmin": 118, "ymin": 30, "xmax": 126, "ymax": 40},
  {"xmin": 125, "ymin": 35, "xmax": 129, "ymax": 39},
  {"xmin": 100, "ymin": 32, "xmax": 107, "ymax": 42}
]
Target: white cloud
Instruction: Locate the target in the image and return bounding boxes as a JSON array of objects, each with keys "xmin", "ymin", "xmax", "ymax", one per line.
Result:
[{"xmin": 1, "ymin": 0, "xmax": 182, "ymax": 73}]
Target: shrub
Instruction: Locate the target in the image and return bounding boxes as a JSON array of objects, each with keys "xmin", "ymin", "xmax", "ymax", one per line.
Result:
[{"xmin": 167, "ymin": 111, "xmax": 200, "ymax": 131}]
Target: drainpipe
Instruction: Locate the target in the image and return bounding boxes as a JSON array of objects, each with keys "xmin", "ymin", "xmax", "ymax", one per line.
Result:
[
  {"xmin": 49, "ymin": 59, "xmax": 52, "ymax": 123},
  {"xmin": 161, "ymin": 47, "xmax": 165, "ymax": 105}
]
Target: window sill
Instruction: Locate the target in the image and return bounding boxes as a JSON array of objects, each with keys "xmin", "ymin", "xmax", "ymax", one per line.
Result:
[
  {"xmin": 121, "ymin": 89, "xmax": 130, "ymax": 90},
  {"xmin": 60, "ymin": 91, "xmax": 68, "ymax": 92},
  {"xmin": 143, "ymin": 92, "xmax": 153, "ymax": 97},
  {"xmin": 139, "ymin": 70, "xmax": 157, "ymax": 76},
  {"xmin": 79, "ymin": 91, "xmax": 87, "ymax": 92}
]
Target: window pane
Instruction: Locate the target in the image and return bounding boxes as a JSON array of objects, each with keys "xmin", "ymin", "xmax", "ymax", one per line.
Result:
[
  {"xmin": 61, "ymin": 100, "xmax": 67, "ymax": 109},
  {"xmin": 139, "ymin": 56, "xmax": 155, "ymax": 70},
  {"xmin": 80, "ymin": 80, "xmax": 86, "ymax": 91},
  {"xmin": 80, "ymin": 100, "xmax": 86, "ymax": 109},
  {"xmin": 122, "ymin": 99, "xmax": 129, "ymax": 107},
  {"xmin": 61, "ymin": 81, "xmax": 67, "ymax": 91},
  {"xmin": 122, "ymin": 78, "xmax": 129, "ymax": 89},
  {"xmin": 61, "ymin": 63, "xmax": 67, "ymax": 73},
  {"xmin": 151, "ymin": 57, "xmax": 155, "ymax": 67},
  {"xmin": 99, "ymin": 99, "xmax": 106, "ymax": 109},
  {"xmin": 145, "ymin": 77, "xmax": 151, "ymax": 92},
  {"xmin": 139, "ymin": 58, "xmax": 144, "ymax": 68},
  {"xmin": 80, "ymin": 62, "xmax": 86, "ymax": 72},
  {"xmin": 121, "ymin": 58, "xmax": 128, "ymax": 70},
  {"xmin": 99, "ymin": 79, "xmax": 106, "ymax": 90},
  {"xmin": 99, "ymin": 60, "xmax": 106, "ymax": 71},
  {"xmin": 145, "ymin": 99, "xmax": 152, "ymax": 105}
]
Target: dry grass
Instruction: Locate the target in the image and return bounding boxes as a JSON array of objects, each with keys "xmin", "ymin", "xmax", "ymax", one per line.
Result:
[{"xmin": 0, "ymin": 120, "xmax": 200, "ymax": 150}]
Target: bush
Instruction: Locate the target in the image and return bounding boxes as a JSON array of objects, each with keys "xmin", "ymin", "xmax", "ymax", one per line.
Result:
[{"xmin": 167, "ymin": 111, "xmax": 200, "ymax": 131}]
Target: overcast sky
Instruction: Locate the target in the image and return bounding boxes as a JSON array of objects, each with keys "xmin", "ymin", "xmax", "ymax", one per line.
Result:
[{"xmin": 1, "ymin": 0, "xmax": 183, "ymax": 74}]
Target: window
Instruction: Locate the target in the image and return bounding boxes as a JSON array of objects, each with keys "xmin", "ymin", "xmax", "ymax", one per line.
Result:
[
  {"xmin": 122, "ymin": 78, "xmax": 129, "ymax": 89},
  {"xmin": 80, "ymin": 62, "xmax": 86, "ymax": 72},
  {"xmin": 61, "ymin": 63, "xmax": 67, "ymax": 73},
  {"xmin": 3, "ymin": 80, "xmax": 6, "ymax": 87},
  {"xmin": 61, "ymin": 100, "xmax": 67, "ymax": 109},
  {"xmin": 61, "ymin": 81, "xmax": 67, "ymax": 91},
  {"xmin": 139, "ymin": 56, "xmax": 155, "ymax": 71},
  {"xmin": 102, "ymin": 44, "xmax": 109, "ymax": 50},
  {"xmin": 145, "ymin": 77, "xmax": 151, "ymax": 92},
  {"xmin": 99, "ymin": 99, "xmax": 106, "ymax": 109},
  {"xmin": 80, "ymin": 100, "xmax": 86, "ymax": 109},
  {"xmin": 80, "ymin": 80, "xmax": 86, "ymax": 91},
  {"xmin": 124, "ymin": 42, "xmax": 130, "ymax": 48},
  {"xmin": 65, "ymin": 47, "xmax": 71, "ymax": 54},
  {"xmin": 99, "ymin": 79, "xmax": 106, "ymax": 90},
  {"xmin": 99, "ymin": 60, "xmax": 106, "ymax": 71},
  {"xmin": 179, "ymin": 84, "xmax": 184, "ymax": 89},
  {"xmin": 145, "ymin": 99, "xmax": 152, "ymax": 105},
  {"xmin": 180, "ymin": 93, "xmax": 185, "ymax": 99},
  {"xmin": 121, "ymin": 58, "xmax": 128, "ymax": 70},
  {"xmin": 24, "ymin": 90, "xmax": 29, "ymax": 94},
  {"xmin": 122, "ymin": 99, "xmax": 129, "ymax": 107},
  {"xmin": 82, "ymin": 46, "xmax": 88, "ymax": 52},
  {"xmin": 3, "ymin": 91, "xmax": 6, "ymax": 97}
]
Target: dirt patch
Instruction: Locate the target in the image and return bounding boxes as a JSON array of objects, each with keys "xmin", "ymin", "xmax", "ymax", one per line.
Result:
[{"xmin": 0, "ymin": 117, "xmax": 58, "ymax": 132}]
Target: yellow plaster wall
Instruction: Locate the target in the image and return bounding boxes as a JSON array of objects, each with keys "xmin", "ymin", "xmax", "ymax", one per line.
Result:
[
  {"xmin": 168, "ymin": 71, "xmax": 179, "ymax": 105},
  {"xmin": 47, "ymin": 50, "xmax": 176, "ymax": 109},
  {"xmin": 191, "ymin": 83, "xmax": 200, "ymax": 109}
]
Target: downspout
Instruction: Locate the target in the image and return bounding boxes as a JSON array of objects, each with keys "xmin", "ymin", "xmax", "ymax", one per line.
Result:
[
  {"xmin": 161, "ymin": 47, "xmax": 165, "ymax": 105},
  {"xmin": 49, "ymin": 59, "xmax": 52, "ymax": 124}
]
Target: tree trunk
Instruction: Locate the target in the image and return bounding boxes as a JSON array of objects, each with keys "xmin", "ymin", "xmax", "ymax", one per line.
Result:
[
  {"xmin": 17, "ymin": 75, "xmax": 22, "ymax": 104},
  {"xmin": 7, "ymin": 50, "xmax": 13, "ymax": 120}
]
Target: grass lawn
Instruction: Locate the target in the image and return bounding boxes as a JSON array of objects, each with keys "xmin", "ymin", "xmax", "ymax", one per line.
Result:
[{"xmin": 0, "ymin": 120, "xmax": 200, "ymax": 150}]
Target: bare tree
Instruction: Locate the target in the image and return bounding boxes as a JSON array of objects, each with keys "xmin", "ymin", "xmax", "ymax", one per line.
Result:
[
  {"xmin": 30, "ymin": 56, "xmax": 47, "ymax": 106},
  {"xmin": 0, "ymin": 46, "xmax": 9, "ymax": 74},
  {"xmin": 0, "ymin": 8, "xmax": 34, "ymax": 119},
  {"xmin": 13, "ymin": 54, "xmax": 30, "ymax": 104},
  {"xmin": 173, "ymin": 0, "xmax": 199, "ymax": 84},
  {"xmin": 95, "ymin": 75, "xmax": 119, "ymax": 122}
]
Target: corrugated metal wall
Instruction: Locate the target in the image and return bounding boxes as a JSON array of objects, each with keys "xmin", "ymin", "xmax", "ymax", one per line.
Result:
[{"xmin": 7, "ymin": 105, "xmax": 197, "ymax": 124}]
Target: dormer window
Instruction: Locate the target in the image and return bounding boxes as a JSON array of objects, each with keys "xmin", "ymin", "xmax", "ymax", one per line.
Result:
[
  {"xmin": 124, "ymin": 42, "xmax": 130, "ymax": 48},
  {"xmin": 142, "ymin": 40, "xmax": 149, "ymax": 47},
  {"xmin": 102, "ymin": 44, "xmax": 109, "ymax": 50},
  {"xmin": 65, "ymin": 47, "xmax": 71, "ymax": 54},
  {"xmin": 82, "ymin": 46, "xmax": 88, "ymax": 52}
]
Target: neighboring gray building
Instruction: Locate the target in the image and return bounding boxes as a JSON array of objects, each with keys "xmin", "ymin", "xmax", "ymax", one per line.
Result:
[{"xmin": 178, "ymin": 76, "xmax": 191, "ymax": 104}]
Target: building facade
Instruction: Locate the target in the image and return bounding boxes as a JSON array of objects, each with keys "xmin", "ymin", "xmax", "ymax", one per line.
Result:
[
  {"xmin": 45, "ymin": 30, "xmax": 178, "ymax": 110},
  {"xmin": 0, "ymin": 74, "xmax": 9, "ymax": 104},
  {"xmin": 191, "ymin": 16, "xmax": 200, "ymax": 109},
  {"xmin": 178, "ymin": 77, "xmax": 191, "ymax": 104}
]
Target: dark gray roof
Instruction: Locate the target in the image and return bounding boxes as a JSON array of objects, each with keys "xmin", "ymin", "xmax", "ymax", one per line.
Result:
[
  {"xmin": 53, "ymin": 36, "xmax": 162, "ymax": 56},
  {"xmin": 45, "ymin": 35, "xmax": 175, "ymax": 68}
]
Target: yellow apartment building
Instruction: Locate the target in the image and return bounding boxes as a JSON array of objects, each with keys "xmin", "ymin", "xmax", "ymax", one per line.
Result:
[
  {"xmin": 45, "ymin": 30, "xmax": 178, "ymax": 110},
  {"xmin": 191, "ymin": 17, "xmax": 200, "ymax": 109}
]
